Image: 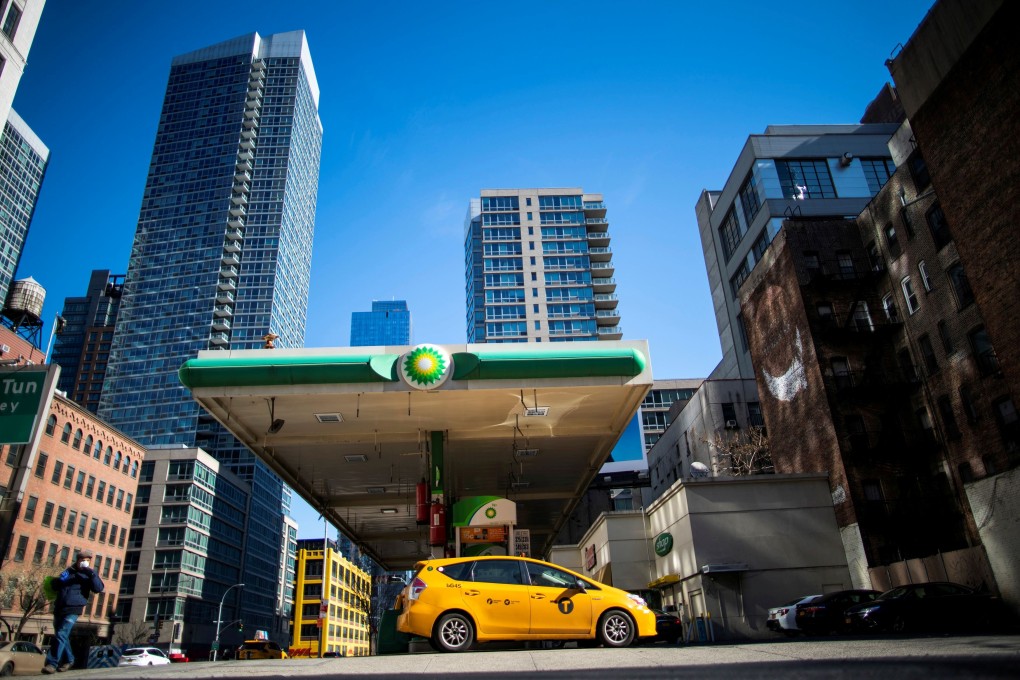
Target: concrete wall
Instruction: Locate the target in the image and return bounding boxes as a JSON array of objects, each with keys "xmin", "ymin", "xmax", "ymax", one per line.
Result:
[{"xmin": 965, "ymin": 467, "xmax": 1020, "ymax": 612}]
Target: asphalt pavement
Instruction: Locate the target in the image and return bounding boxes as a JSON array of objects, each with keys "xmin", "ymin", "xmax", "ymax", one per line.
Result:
[{"xmin": 71, "ymin": 634, "xmax": 1020, "ymax": 680}]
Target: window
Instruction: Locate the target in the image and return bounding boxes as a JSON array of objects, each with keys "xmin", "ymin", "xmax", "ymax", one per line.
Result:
[
  {"xmin": 12, "ymin": 535, "xmax": 28, "ymax": 562},
  {"xmin": 947, "ymin": 263, "xmax": 974, "ymax": 309},
  {"xmin": 861, "ymin": 158, "xmax": 896, "ymax": 194},
  {"xmin": 1, "ymin": 3, "xmax": 22, "ymax": 39},
  {"xmin": 777, "ymin": 159, "xmax": 836, "ymax": 199},
  {"xmin": 32, "ymin": 540, "xmax": 45, "ymax": 564},
  {"xmin": 45, "ymin": 415, "xmax": 57, "ymax": 436},
  {"xmin": 88, "ymin": 518, "xmax": 99, "ymax": 540},
  {"xmin": 86, "ymin": 476, "xmax": 96, "ymax": 498},
  {"xmin": 472, "ymin": 559, "xmax": 523, "ymax": 585},
  {"xmin": 837, "ymin": 251, "xmax": 855, "ymax": 279},
  {"xmin": 751, "ymin": 230, "xmax": 771, "ymax": 263},
  {"xmin": 23, "ymin": 496, "xmax": 38, "ymax": 522},
  {"xmin": 862, "ymin": 479, "xmax": 884, "ymax": 502},
  {"xmin": 992, "ymin": 397, "xmax": 1018, "ymax": 449},
  {"xmin": 730, "ymin": 260, "xmax": 750, "ymax": 298},
  {"xmin": 738, "ymin": 171, "xmax": 762, "ymax": 226},
  {"xmin": 75, "ymin": 471, "xmax": 86, "ymax": 494},
  {"xmin": 65, "ymin": 510, "xmax": 77, "ymax": 535},
  {"xmin": 937, "ymin": 320, "xmax": 954, "ymax": 354},
  {"xmin": 72, "ymin": 430, "xmax": 82, "ymax": 449},
  {"xmin": 969, "ymin": 326, "xmax": 999, "ymax": 375},
  {"xmin": 61, "ymin": 424, "xmax": 72, "ymax": 443},
  {"xmin": 882, "ymin": 294, "xmax": 899, "ymax": 322},
  {"xmin": 817, "ymin": 301, "xmax": 834, "ymax": 324},
  {"xmin": 831, "ymin": 357, "xmax": 852, "ymax": 390},
  {"xmin": 918, "ymin": 261, "xmax": 932, "ymax": 292},
  {"xmin": 960, "ymin": 386, "xmax": 979, "ymax": 425},
  {"xmin": 885, "ymin": 224, "xmax": 901, "ymax": 258},
  {"xmin": 64, "ymin": 465, "xmax": 75, "ymax": 489},
  {"xmin": 927, "ymin": 203, "xmax": 952, "ymax": 250},
  {"xmin": 851, "ymin": 301, "xmax": 873, "ymax": 332},
  {"xmin": 901, "ymin": 277, "xmax": 919, "ymax": 314},
  {"xmin": 718, "ymin": 208, "xmax": 742, "ymax": 261},
  {"xmin": 907, "ymin": 149, "xmax": 931, "ymax": 190},
  {"xmin": 918, "ymin": 334, "xmax": 939, "ymax": 375},
  {"xmin": 34, "ymin": 452, "xmax": 48, "ymax": 478},
  {"xmin": 41, "ymin": 502, "xmax": 54, "ymax": 526},
  {"xmin": 77, "ymin": 513, "xmax": 88, "ymax": 537},
  {"xmin": 99, "ymin": 521, "xmax": 109, "ymax": 543},
  {"xmin": 51, "ymin": 460, "xmax": 63, "ymax": 484},
  {"xmin": 937, "ymin": 395, "xmax": 960, "ymax": 440}
]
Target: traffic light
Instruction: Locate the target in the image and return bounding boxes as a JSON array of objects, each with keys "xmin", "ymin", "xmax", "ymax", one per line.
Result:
[{"xmin": 237, "ymin": 622, "xmax": 244, "ymax": 634}]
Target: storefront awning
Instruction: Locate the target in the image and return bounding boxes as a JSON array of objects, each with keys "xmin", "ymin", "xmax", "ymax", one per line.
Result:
[{"xmin": 648, "ymin": 573, "xmax": 681, "ymax": 589}]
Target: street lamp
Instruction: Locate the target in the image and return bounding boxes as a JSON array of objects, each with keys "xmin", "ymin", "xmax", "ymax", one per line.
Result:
[{"xmin": 212, "ymin": 583, "xmax": 244, "ymax": 661}]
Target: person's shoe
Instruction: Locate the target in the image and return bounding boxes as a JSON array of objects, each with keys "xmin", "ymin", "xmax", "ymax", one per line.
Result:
[
  {"xmin": 42, "ymin": 666, "xmax": 57, "ymax": 675},
  {"xmin": 58, "ymin": 662, "xmax": 73, "ymax": 671}
]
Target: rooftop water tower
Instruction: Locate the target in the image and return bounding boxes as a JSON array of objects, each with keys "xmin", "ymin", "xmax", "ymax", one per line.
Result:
[{"xmin": 2, "ymin": 276, "xmax": 46, "ymax": 348}]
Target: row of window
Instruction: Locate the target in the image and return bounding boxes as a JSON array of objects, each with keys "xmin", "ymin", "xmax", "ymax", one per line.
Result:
[
  {"xmin": 44, "ymin": 415, "xmax": 141, "ymax": 478},
  {"xmin": 8, "ymin": 534, "xmax": 122, "ymax": 583},
  {"xmin": 28, "ymin": 453, "xmax": 134, "ymax": 513}
]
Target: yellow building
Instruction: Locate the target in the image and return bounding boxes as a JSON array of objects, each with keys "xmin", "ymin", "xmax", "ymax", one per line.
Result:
[{"xmin": 290, "ymin": 539, "xmax": 371, "ymax": 657}]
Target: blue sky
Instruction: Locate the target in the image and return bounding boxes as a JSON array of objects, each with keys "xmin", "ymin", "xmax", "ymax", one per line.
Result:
[{"xmin": 12, "ymin": 0, "xmax": 933, "ymax": 537}]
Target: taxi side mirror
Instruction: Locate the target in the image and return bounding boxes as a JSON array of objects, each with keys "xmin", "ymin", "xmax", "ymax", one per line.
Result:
[{"xmin": 574, "ymin": 579, "xmax": 587, "ymax": 592}]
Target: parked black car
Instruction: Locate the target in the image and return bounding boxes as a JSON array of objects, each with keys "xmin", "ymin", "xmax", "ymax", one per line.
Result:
[
  {"xmin": 649, "ymin": 609, "xmax": 683, "ymax": 643},
  {"xmin": 795, "ymin": 589, "xmax": 880, "ymax": 634},
  {"xmin": 844, "ymin": 582, "xmax": 1004, "ymax": 633}
]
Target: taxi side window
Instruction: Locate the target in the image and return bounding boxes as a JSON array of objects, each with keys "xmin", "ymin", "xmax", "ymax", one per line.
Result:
[
  {"xmin": 526, "ymin": 562, "xmax": 576, "ymax": 589},
  {"xmin": 471, "ymin": 560, "xmax": 523, "ymax": 585},
  {"xmin": 440, "ymin": 561, "xmax": 474, "ymax": 581}
]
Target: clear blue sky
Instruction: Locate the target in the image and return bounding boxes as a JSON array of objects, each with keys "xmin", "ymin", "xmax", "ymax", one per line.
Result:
[{"xmin": 12, "ymin": 0, "xmax": 933, "ymax": 538}]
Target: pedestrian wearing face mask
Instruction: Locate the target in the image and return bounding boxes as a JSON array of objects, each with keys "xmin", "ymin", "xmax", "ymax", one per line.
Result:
[{"xmin": 43, "ymin": 549, "xmax": 105, "ymax": 674}]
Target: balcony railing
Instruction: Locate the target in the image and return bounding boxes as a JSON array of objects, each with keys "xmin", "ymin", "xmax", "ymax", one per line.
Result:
[
  {"xmin": 583, "ymin": 201, "xmax": 606, "ymax": 210},
  {"xmin": 585, "ymin": 217, "xmax": 608, "ymax": 225}
]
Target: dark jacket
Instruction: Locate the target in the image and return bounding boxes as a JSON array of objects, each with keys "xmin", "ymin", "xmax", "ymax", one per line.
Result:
[{"xmin": 54, "ymin": 566, "xmax": 105, "ymax": 616}]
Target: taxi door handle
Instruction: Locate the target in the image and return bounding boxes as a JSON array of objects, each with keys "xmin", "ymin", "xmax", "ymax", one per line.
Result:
[
  {"xmin": 531, "ymin": 594, "xmax": 546, "ymax": 600},
  {"xmin": 465, "ymin": 589, "xmax": 481, "ymax": 596}
]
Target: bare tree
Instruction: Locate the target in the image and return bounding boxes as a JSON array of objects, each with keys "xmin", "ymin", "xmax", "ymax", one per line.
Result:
[
  {"xmin": 699, "ymin": 426, "xmax": 773, "ymax": 476},
  {"xmin": 0, "ymin": 566, "xmax": 51, "ymax": 638},
  {"xmin": 112, "ymin": 620, "xmax": 151, "ymax": 646}
]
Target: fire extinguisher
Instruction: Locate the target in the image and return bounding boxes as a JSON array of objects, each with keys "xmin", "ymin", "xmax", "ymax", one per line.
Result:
[
  {"xmin": 415, "ymin": 479, "xmax": 429, "ymax": 526},
  {"xmin": 429, "ymin": 499, "xmax": 446, "ymax": 546}
]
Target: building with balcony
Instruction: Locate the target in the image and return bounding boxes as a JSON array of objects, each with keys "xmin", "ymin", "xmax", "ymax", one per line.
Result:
[
  {"xmin": 350, "ymin": 300, "xmax": 411, "ymax": 346},
  {"xmin": 116, "ymin": 447, "xmax": 251, "ymax": 659},
  {"xmin": 0, "ymin": 110, "xmax": 48, "ymax": 305},
  {"xmin": 97, "ymin": 31, "xmax": 320, "ymax": 649},
  {"xmin": 290, "ymin": 538, "xmax": 370, "ymax": 657},
  {"xmin": 465, "ymin": 188, "xmax": 620, "ymax": 343}
]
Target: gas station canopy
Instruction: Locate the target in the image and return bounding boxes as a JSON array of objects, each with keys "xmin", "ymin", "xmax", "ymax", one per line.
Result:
[{"xmin": 179, "ymin": 341, "xmax": 652, "ymax": 569}]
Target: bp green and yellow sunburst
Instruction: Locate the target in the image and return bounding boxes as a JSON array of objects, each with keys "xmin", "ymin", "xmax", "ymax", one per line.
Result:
[{"xmin": 402, "ymin": 345, "xmax": 449, "ymax": 387}]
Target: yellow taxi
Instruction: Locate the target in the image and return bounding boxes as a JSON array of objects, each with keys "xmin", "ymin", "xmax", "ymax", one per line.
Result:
[
  {"xmin": 236, "ymin": 640, "xmax": 289, "ymax": 660},
  {"xmin": 396, "ymin": 556, "xmax": 656, "ymax": 652}
]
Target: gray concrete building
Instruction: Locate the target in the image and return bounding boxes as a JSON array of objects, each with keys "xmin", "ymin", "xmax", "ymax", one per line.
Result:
[{"xmin": 696, "ymin": 125, "xmax": 900, "ymax": 381}]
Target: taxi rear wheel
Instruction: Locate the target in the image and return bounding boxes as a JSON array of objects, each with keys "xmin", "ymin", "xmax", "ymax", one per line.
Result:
[
  {"xmin": 434, "ymin": 612, "xmax": 475, "ymax": 652},
  {"xmin": 597, "ymin": 610, "xmax": 636, "ymax": 648}
]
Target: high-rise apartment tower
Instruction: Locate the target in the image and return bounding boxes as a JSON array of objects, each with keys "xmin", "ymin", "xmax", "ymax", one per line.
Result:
[
  {"xmin": 465, "ymin": 188, "xmax": 619, "ymax": 343},
  {"xmin": 99, "ymin": 31, "xmax": 322, "ymax": 644}
]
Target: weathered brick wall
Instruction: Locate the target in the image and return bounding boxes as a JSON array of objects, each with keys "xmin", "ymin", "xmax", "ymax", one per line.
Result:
[{"xmin": 907, "ymin": 3, "xmax": 1020, "ymax": 402}]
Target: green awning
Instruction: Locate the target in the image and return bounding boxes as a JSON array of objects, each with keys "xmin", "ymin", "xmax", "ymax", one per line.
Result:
[{"xmin": 179, "ymin": 346, "xmax": 647, "ymax": 389}]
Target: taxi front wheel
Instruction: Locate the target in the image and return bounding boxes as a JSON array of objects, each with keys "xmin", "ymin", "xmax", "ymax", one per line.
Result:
[
  {"xmin": 597, "ymin": 610, "xmax": 636, "ymax": 648},
  {"xmin": 434, "ymin": 612, "xmax": 475, "ymax": 652}
]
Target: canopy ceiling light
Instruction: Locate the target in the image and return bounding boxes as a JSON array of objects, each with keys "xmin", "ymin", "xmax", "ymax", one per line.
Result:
[{"xmin": 266, "ymin": 397, "xmax": 285, "ymax": 434}]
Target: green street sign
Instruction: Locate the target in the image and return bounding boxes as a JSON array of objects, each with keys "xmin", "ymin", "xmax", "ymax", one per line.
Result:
[
  {"xmin": 654, "ymin": 532, "xmax": 673, "ymax": 557},
  {"xmin": 0, "ymin": 371, "xmax": 46, "ymax": 444}
]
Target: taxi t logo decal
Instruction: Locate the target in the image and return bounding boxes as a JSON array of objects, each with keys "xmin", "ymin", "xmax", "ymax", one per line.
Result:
[{"xmin": 557, "ymin": 598, "xmax": 574, "ymax": 615}]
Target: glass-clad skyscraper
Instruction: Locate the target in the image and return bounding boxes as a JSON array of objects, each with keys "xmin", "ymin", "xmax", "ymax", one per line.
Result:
[
  {"xmin": 51, "ymin": 269, "xmax": 124, "ymax": 413},
  {"xmin": 99, "ymin": 31, "xmax": 321, "ymax": 642},
  {"xmin": 465, "ymin": 189, "xmax": 620, "ymax": 343},
  {"xmin": 350, "ymin": 300, "xmax": 412, "ymax": 346},
  {"xmin": 0, "ymin": 110, "xmax": 48, "ymax": 304}
]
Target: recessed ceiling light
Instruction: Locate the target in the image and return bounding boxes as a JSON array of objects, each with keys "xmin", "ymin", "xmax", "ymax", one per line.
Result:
[
  {"xmin": 344, "ymin": 454, "xmax": 368, "ymax": 463},
  {"xmin": 381, "ymin": 508, "xmax": 398, "ymax": 514},
  {"xmin": 315, "ymin": 413, "xmax": 343, "ymax": 423},
  {"xmin": 524, "ymin": 407, "xmax": 549, "ymax": 417},
  {"xmin": 515, "ymin": 449, "xmax": 539, "ymax": 457},
  {"xmin": 511, "ymin": 481, "xmax": 530, "ymax": 488},
  {"xmin": 366, "ymin": 486, "xmax": 385, "ymax": 494}
]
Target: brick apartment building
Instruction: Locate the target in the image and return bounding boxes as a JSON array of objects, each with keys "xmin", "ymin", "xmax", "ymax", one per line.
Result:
[{"xmin": 1, "ymin": 369, "xmax": 145, "ymax": 649}]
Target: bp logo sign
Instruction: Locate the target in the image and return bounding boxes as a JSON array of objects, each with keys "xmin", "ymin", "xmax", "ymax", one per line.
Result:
[
  {"xmin": 653, "ymin": 532, "xmax": 673, "ymax": 557},
  {"xmin": 400, "ymin": 344, "xmax": 452, "ymax": 390}
]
